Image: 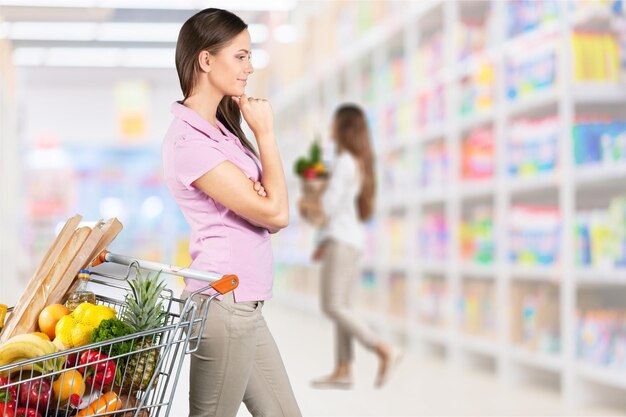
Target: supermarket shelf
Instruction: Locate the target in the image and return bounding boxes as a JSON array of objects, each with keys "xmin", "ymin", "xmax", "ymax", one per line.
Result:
[
  {"xmin": 458, "ymin": 109, "xmax": 495, "ymax": 132},
  {"xmin": 575, "ymin": 163, "xmax": 626, "ymax": 187},
  {"xmin": 456, "ymin": 47, "xmax": 502, "ymax": 80},
  {"xmin": 504, "ymin": 20, "xmax": 561, "ymax": 58},
  {"xmin": 571, "ymin": 4, "xmax": 615, "ymax": 30},
  {"xmin": 420, "ymin": 260, "xmax": 448, "ymax": 275},
  {"xmin": 461, "ymin": 263, "xmax": 496, "ymax": 278},
  {"xmin": 510, "ymin": 265, "xmax": 561, "ymax": 282},
  {"xmin": 508, "ymin": 172, "xmax": 560, "ymax": 195},
  {"xmin": 420, "ymin": 186, "xmax": 447, "ymax": 206},
  {"xmin": 459, "ymin": 179, "xmax": 495, "ymax": 200},
  {"xmin": 418, "ymin": 123, "xmax": 447, "ymax": 143},
  {"xmin": 273, "ymin": 0, "xmax": 626, "ymax": 405},
  {"xmin": 573, "ymin": 83, "xmax": 626, "ymax": 104},
  {"xmin": 510, "ymin": 347, "xmax": 563, "ymax": 373},
  {"xmin": 460, "ymin": 334, "xmax": 498, "ymax": 357},
  {"xmin": 576, "ymin": 362, "xmax": 626, "ymax": 390},
  {"xmin": 576, "ymin": 267, "xmax": 626, "ymax": 286},
  {"xmin": 507, "ymin": 87, "xmax": 558, "ymax": 117}
]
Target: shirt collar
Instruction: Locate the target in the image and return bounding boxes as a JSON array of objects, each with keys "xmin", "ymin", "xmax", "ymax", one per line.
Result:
[{"xmin": 171, "ymin": 101, "xmax": 235, "ymax": 142}]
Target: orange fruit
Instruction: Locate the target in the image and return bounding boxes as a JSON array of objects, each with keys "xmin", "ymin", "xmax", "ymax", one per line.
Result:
[
  {"xmin": 52, "ymin": 370, "xmax": 85, "ymax": 404},
  {"xmin": 39, "ymin": 304, "xmax": 70, "ymax": 340}
]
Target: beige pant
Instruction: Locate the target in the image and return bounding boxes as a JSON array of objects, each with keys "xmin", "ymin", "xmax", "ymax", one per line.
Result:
[
  {"xmin": 182, "ymin": 290, "xmax": 301, "ymax": 417},
  {"xmin": 320, "ymin": 239, "xmax": 382, "ymax": 364}
]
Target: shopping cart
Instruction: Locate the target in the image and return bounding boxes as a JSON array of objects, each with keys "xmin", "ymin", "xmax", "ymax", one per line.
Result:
[{"xmin": 0, "ymin": 251, "xmax": 238, "ymax": 417}]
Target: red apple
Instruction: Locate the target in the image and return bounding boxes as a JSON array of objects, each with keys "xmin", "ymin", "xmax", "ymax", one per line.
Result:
[{"xmin": 18, "ymin": 379, "xmax": 52, "ymax": 414}]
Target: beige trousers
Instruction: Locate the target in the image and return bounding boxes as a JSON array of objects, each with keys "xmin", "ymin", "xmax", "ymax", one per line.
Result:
[
  {"xmin": 182, "ymin": 290, "xmax": 301, "ymax": 417},
  {"xmin": 320, "ymin": 239, "xmax": 382, "ymax": 364}
]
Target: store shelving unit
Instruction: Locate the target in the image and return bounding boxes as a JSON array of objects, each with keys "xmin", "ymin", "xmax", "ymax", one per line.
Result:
[{"xmin": 271, "ymin": 0, "xmax": 626, "ymax": 407}]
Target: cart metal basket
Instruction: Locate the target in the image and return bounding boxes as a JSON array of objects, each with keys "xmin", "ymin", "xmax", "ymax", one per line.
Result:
[{"xmin": 0, "ymin": 251, "xmax": 238, "ymax": 417}]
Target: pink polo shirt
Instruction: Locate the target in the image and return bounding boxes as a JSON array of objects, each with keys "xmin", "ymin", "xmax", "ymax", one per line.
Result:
[{"xmin": 162, "ymin": 101, "xmax": 273, "ymax": 302}]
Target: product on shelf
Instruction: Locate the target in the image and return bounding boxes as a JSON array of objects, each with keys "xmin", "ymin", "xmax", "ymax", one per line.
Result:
[
  {"xmin": 575, "ymin": 195, "xmax": 626, "ymax": 268},
  {"xmin": 457, "ymin": 19, "xmax": 489, "ymax": 61},
  {"xmin": 511, "ymin": 282, "xmax": 561, "ymax": 354},
  {"xmin": 572, "ymin": 116, "xmax": 626, "ymax": 166},
  {"xmin": 572, "ymin": 31, "xmax": 621, "ymax": 82},
  {"xmin": 388, "ymin": 271, "xmax": 407, "ymax": 318},
  {"xmin": 414, "ymin": 31, "xmax": 444, "ymax": 80},
  {"xmin": 381, "ymin": 103, "xmax": 397, "ymax": 140},
  {"xmin": 577, "ymin": 308, "xmax": 626, "ymax": 370},
  {"xmin": 417, "ymin": 276, "xmax": 449, "ymax": 325},
  {"xmin": 382, "ymin": 148, "xmax": 411, "ymax": 195},
  {"xmin": 459, "ymin": 279, "xmax": 495, "ymax": 336},
  {"xmin": 508, "ymin": 116, "xmax": 559, "ymax": 176},
  {"xmin": 421, "ymin": 142, "xmax": 448, "ymax": 187},
  {"xmin": 462, "ymin": 127, "xmax": 495, "ymax": 180},
  {"xmin": 506, "ymin": 46, "xmax": 557, "ymax": 100},
  {"xmin": 509, "ymin": 205, "xmax": 561, "ymax": 266},
  {"xmin": 420, "ymin": 211, "xmax": 449, "ymax": 262},
  {"xmin": 387, "ymin": 214, "xmax": 408, "ymax": 261},
  {"xmin": 459, "ymin": 60, "xmax": 495, "ymax": 116},
  {"xmin": 506, "ymin": 0, "xmax": 560, "ymax": 38},
  {"xmin": 357, "ymin": 269, "xmax": 378, "ymax": 309},
  {"xmin": 416, "ymin": 85, "xmax": 445, "ymax": 129},
  {"xmin": 460, "ymin": 205, "xmax": 494, "ymax": 265}
]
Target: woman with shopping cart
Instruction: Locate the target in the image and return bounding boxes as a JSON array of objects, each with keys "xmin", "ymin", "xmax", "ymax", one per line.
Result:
[{"xmin": 162, "ymin": 8, "xmax": 301, "ymax": 417}]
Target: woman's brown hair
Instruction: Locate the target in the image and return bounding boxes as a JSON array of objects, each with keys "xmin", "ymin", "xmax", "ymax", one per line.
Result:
[
  {"xmin": 175, "ymin": 8, "xmax": 257, "ymax": 156},
  {"xmin": 333, "ymin": 104, "xmax": 376, "ymax": 222}
]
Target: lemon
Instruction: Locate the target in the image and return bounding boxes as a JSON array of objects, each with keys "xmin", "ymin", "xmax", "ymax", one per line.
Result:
[{"xmin": 71, "ymin": 302, "xmax": 95, "ymax": 320}]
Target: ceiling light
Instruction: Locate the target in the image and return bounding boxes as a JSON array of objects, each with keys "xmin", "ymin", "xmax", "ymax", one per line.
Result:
[
  {"xmin": 10, "ymin": 21, "xmax": 97, "ymax": 41},
  {"xmin": 13, "ymin": 46, "xmax": 177, "ymax": 68},
  {"xmin": 45, "ymin": 47, "xmax": 120, "ymax": 67},
  {"xmin": 273, "ymin": 24, "xmax": 299, "ymax": 44},
  {"xmin": 96, "ymin": 22, "xmax": 180, "ymax": 43},
  {"xmin": 0, "ymin": 0, "xmax": 298, "ymax": 11},
  {"xmin": 121, "ymin": 48, "xmax": 173, "ymax": 68}
]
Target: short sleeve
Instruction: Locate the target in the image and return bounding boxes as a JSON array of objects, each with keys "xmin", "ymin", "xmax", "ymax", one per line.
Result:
[{"xmin": 174, "ymin": 137, "xmax": 228, "ymax": 190}]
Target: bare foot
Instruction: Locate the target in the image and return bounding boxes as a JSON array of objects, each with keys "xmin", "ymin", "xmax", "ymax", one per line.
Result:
[{"xmin": 375, "ymin": 344, "xmax": 403, "ymax": 388}]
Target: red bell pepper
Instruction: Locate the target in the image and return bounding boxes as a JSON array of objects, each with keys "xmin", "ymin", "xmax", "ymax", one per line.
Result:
[
  {"xmin": 14, "ymin": 408, "xmax": 40, "ymax": 417},
  {"xmin": 78, "ymin": 351, "xmax": 117, "ymax": 389},
  {"xmin": 0, "ymin": 377, "xmax": 17, "ymax": 416},
  {"xmin": 0, "ymin": 403, "xmax": 14, "ymax": 417}
]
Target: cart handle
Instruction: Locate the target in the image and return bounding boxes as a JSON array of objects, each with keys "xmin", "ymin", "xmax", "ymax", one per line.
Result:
[{"xmin": 93, "ymin": 250, "xmax": 239, "ymax": 294}]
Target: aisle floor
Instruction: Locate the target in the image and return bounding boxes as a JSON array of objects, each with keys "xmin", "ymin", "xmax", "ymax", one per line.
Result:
[{"xmin": 171, "ymin": 300, "xmax": 625, "ymax": 417}]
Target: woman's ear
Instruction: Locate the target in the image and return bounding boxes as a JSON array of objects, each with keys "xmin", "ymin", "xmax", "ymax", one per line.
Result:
[{"xmin": 198, "ymin": 50, "xmax": 211, "ymax": 73}]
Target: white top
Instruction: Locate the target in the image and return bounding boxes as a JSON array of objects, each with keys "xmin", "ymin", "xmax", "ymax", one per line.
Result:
[{"xmin": 320, "ymin": 152, "xmax": 365, "ymax": 252}]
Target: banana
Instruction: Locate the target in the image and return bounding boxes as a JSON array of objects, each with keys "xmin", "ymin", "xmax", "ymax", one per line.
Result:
[
  {"xmin": 0, "ymin": 333, "xmax": 62, "ymax": 379},
  {"xmin": 0, "ymin": 342, "xmax": 46, "ymax": 365},
  {"xmin": 3, "ymin": 334, "xmax": 57, "ymax": 354}
]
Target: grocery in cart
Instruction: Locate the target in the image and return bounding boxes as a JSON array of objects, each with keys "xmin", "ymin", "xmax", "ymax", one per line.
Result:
[{"xmin": 0, "ymin": 215, "xmax": 238, "ymax": 417}]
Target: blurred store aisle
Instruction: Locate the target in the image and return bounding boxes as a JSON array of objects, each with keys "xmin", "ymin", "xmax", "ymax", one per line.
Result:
[{"xmin": 172, "ymin": 301, "xmax": 623, "ymax": 417}]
